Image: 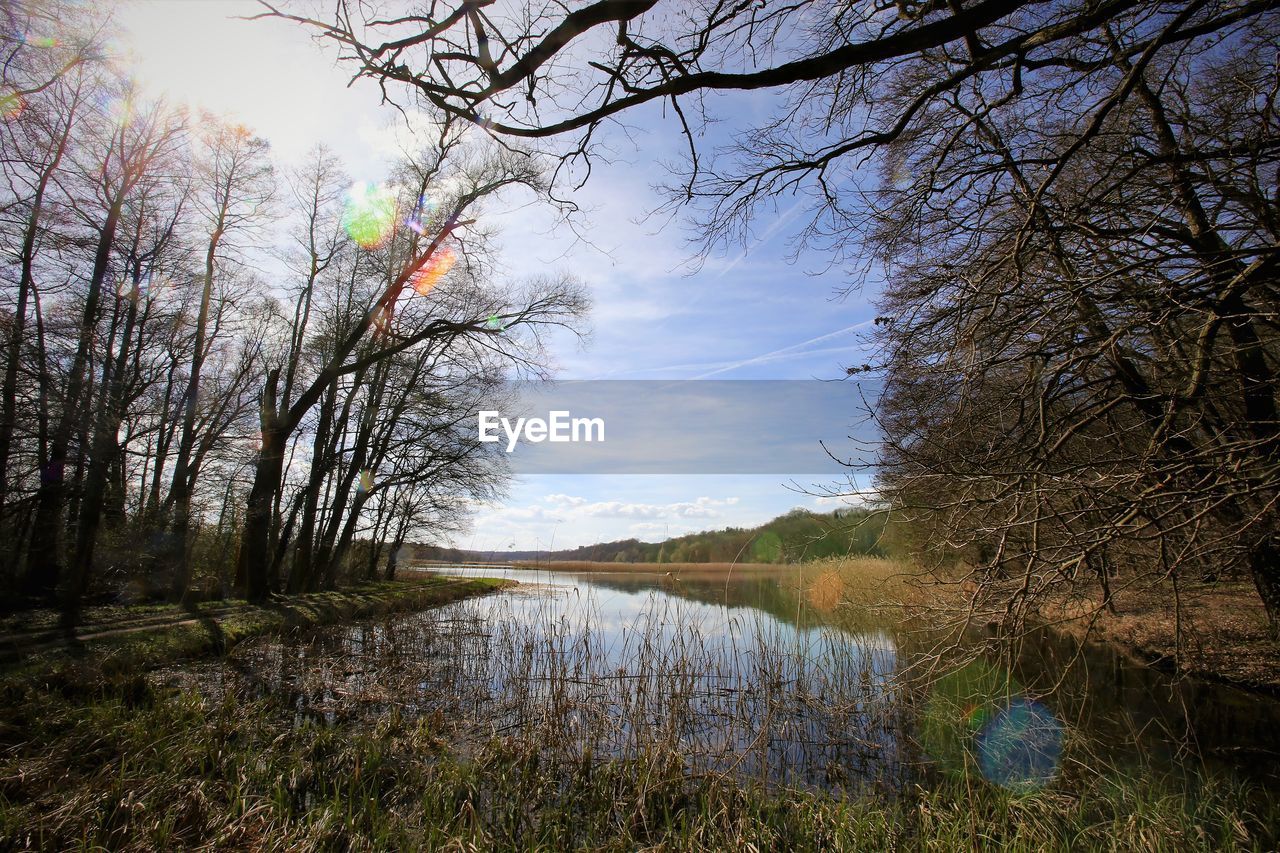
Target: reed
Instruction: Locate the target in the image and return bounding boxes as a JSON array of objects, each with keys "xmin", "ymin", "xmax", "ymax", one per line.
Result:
[{"xmin": 2, "ymin": 570, "xmax": 1274, "ymax": 850}]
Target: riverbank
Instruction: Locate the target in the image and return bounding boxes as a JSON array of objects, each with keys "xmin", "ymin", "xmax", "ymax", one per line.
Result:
[
  {"xmin": 793, "ymin": 557, "xmax": 1280, "ymax": 695},
  {"xmin": 2, "ymin": 656, "xmax": 1272, "ymax": 850},
  {"xmin": 3, "ymin": 561, "xmax": 1275, "ymax": 849},
  {"xmin": 1039, "ymin": 579, "xmax": 1280, "ymax": 695},
  {"xmin": 0, "ymin": 576, "xmax": 511, "ymax": 687}
]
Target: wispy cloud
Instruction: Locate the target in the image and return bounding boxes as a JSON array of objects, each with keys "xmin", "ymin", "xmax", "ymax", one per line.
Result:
[{"xmin": 691, "ymin": 320, "xmax": 875, "ymax": 379}]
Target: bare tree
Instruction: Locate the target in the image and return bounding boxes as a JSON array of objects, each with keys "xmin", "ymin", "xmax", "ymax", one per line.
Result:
[
  {"xmin": 24, "ymin": 87, "xmax": 185, "ymax": 604},
  {"xmin": 270, "ymin": 1, "xmax": 1280, "ymax": 632},
  {"xmin": 235, "ymin": 122, "xmax": 586, "ymax": 601},
  {"xmin": 167, "ymin": 118, "xmax": 274, "ymax": 601}
]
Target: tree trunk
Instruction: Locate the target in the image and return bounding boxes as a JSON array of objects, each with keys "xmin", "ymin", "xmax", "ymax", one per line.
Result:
[
  {"xmin": 1251, "ymin": 538, "xmax": 1280, "ymax": 640},
  {"xmin": 235, "ymin": 370, "xmax": 282, "ymax": 603},
  {"xmin": 169, "ymin": 225, "xmax": 223, "ymax": 600},
  {"xmin": 287, "ymin": 380, "xmax": 337, "ymax": 593},
  {"xmin": 0, "ymin": 114, "xmax": 72, "ymax": 503},
  {"xmin": 26, "ymin": 191, "xmax": 124, "ymax": 604},
  {"xmin": 72, "ymin": 251, "xmax": 142, "ymax": 596}
]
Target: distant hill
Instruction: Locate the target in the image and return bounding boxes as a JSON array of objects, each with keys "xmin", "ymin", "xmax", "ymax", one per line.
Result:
[{"xmin": 408, "ymin": 506, "xmax": 886, "ymax": 564}]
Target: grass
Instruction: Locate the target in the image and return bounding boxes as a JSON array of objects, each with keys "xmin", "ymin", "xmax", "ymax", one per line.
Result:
[
  {"xmin": 1, "ymin": 561, "xmax": 1276, "ymax": 850},
  {"xmin": 1038, "ymin": 578, "xmax": 1280, "ymax": 693},
  {"xmin": 0, "ymin": 576, "xmax": 511, "ymax": 688},
  {"xmin": 510, "ymin": 559, "xmax": 790, "ymax": 574},
  {"xmin": 0, "ymin": 673, "xmax": 1273, "ymax": 851},
  {"xmin": 791, "ymin": 556, "xmax": 915, "ymax": 608}
]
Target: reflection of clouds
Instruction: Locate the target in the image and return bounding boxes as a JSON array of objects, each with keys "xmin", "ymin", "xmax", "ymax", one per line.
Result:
[{"xmin": 431, "ymin": 566, "xmax": 897, "ymax": 665}]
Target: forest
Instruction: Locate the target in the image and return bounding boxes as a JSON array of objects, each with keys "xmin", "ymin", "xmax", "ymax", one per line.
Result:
[
  {"xmin": 0, "ymin": 1, "xmax": 585, "ymax": 610},
  {"xmin": 412, "ymin": 507, "xmax": 888, "ymax": 564}
]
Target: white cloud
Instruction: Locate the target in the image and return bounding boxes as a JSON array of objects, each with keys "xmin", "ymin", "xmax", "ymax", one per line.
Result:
[
  {"xmin": 541, "ymin": 494, "xmax": 738, "ymax": 520},
  {"xmin": 489, "ymin": 505, "xmax": 564, "ymax": 523},
  {"xmin": 629, "ymin": 522, "xmax": 697, "ymax": 540}
]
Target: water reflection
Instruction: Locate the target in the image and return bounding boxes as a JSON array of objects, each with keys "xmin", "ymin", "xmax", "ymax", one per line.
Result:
[{"xmin": 159, "ymin": 564, "xmax": 1280, "ymax": 793}]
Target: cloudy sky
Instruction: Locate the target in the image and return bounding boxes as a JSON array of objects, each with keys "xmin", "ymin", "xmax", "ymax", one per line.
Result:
[{"xmin": 116, "ymin": 0, "xmax": 881, "ymax": 549}]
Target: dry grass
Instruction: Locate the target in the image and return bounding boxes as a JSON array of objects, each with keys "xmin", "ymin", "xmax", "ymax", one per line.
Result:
[
  {"xmin": 1041, "ymin": 579, "xmax": 1280, "ymax": 693},
  {"xmin": 3, "ymin": 569, "xmax": 1275, "ymax": 850},
  {"xmin": 792, "ymin": 557, "xmax": 917, "ymax": 612},
  {"xmin": 0, "ymin": 577, "xmax": 511, "ymax": 687}
]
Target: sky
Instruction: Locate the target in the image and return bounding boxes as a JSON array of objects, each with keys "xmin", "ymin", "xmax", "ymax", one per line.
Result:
[{"xmin": 114, "ymin": 0, "xmax": 882, "ymax": 550}]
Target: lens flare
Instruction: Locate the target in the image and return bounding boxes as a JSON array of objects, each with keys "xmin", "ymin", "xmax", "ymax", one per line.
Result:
[
  {"xmin": 920, "ymin": 660, "xmax": 1021, "ymax": 774},
  {"xmin": 1, "ymin": 89, "xmax": 25, "ymax": 121},
  {"xmin": 410, "ymin": 245, "xmax": 456, "ymax": 296},
  {"xmin": 975, "ymin": 699, "xmax": 1064, "ymax": 791},
  {"xmin": 405, "ymin": 194, "xmax": 439, "ymax": 234},
  {"xmin": 342, "ymin": 182, "xmax": 399, "ymax": 250},
  {"xmin": 357, "ymin": 469, "xmax": 374, "ymax": 494},
  {"xmin": 484, "ymin": 314, "xmax": 504, "ymax": 331}
]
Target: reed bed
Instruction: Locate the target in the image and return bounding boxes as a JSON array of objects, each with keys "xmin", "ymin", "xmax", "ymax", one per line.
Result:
[
  {"xmin": 159, "ymin": 583, "xmax": 905, "ymax": 793},
  {"xmin": 2, "ymin": 571, "xmax": 1276, "ymax": 850}
]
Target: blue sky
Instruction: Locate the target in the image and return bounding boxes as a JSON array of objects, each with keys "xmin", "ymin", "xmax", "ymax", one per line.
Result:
[{"xmin": 118, "ymin": 1, "xmax": 881, "ymax": 549}]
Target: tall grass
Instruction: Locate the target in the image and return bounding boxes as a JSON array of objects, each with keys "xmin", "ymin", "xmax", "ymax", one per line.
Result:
[
  {"xmin": 2, "ymin": 675, "xmax": 1272, "ymax": 850},
  {"xmin": 2, "ymin": 567, "xmax": 1275, "ymax": 850}
]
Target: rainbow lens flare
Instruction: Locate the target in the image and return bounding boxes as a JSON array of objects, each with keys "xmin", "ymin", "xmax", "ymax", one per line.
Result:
[
  {"xmin": 410, "ymin": 245, "xmax": 456, "ymax": 296},
  {"xmin": 1, "ymin": 89, "xmax": 25, "ymax": 121},
  {"xmin": 342, "ymin": 182, "xmax": 399, "ymax": 250},
  {"xmin": 920, "ymin": 660, "xmax": 1020, "ymax": 775},
  {"xmin": 484, "ymin": 314, "xmax": 503, "ymax": 331},
  {"xmin": 975, "ymin": 699, "xmax": 1064, "ymax": 791},
  {"xmin": 405, "ymin": 194, "xmax": 439, "ymax": 234},
  {"xmin": 357, "ymin": 469, "xmax": 374, "ymax": 494}
]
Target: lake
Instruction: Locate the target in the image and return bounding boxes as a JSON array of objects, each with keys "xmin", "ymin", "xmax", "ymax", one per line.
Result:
[{"xmin": 159, "ymin": 564, "xmax": 1280, "ymax": 796}]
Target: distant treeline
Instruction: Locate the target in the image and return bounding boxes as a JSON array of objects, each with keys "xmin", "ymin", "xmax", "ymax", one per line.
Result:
[{"xmin": 410, "ymin": 507, "xmax": 886, "ymax": 565}]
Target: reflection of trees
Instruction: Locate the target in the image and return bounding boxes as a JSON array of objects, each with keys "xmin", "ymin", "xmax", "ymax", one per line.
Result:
[
  {"xmin": 586, "ymin": 570, "xmax": 1280, "ymax": 787},
  {"xmin": 581, "ymin": 570, "xmax": 826, "ymax": 630}
]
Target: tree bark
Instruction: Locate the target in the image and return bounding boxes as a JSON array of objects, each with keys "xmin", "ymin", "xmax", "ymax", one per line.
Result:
[
  {"xmin": 0, "ymin": 118, "xmax": 71, "ymax": 504},
  {"xmin": 1251, "ymin": 538, "xmax": 1280, "ymax": 640},
  {"xmin": 168, "ymin": 224, "xmax": 223, "ymax": 601},
  {"xmin": 236, "ymin": 369, "xmax": 282, "ymax": 603},
  {"xmin": 25, "ymin": 190, "xmax": 124, "ymax": 604}
]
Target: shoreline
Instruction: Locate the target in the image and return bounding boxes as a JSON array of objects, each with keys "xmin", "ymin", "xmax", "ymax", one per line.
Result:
[
  {"xmin": 0, "ymin": 576, "xmax": 513, "ymax": 686},
  {"xmin": 1038, "ymin": 579, "xmax": 1280, "ymax": 696}
]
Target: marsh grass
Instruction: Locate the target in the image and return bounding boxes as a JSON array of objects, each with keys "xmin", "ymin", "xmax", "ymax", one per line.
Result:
[
  {"xmin": 0, "ymin": 577, "xmax": 509, "ymax": 688},
  {"xmin": 1, "ymin": 673, "xmax": 1273, "ymax": 851},
  {"xmin": 2, "ymin": 568, "xmax": 1276, "ymax": 850}
]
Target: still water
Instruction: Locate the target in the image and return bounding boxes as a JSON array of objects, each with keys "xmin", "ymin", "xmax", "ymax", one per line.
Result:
[{"xmin": 163, "ymin": 565, "xmax": 1280, "ymax": 794}]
